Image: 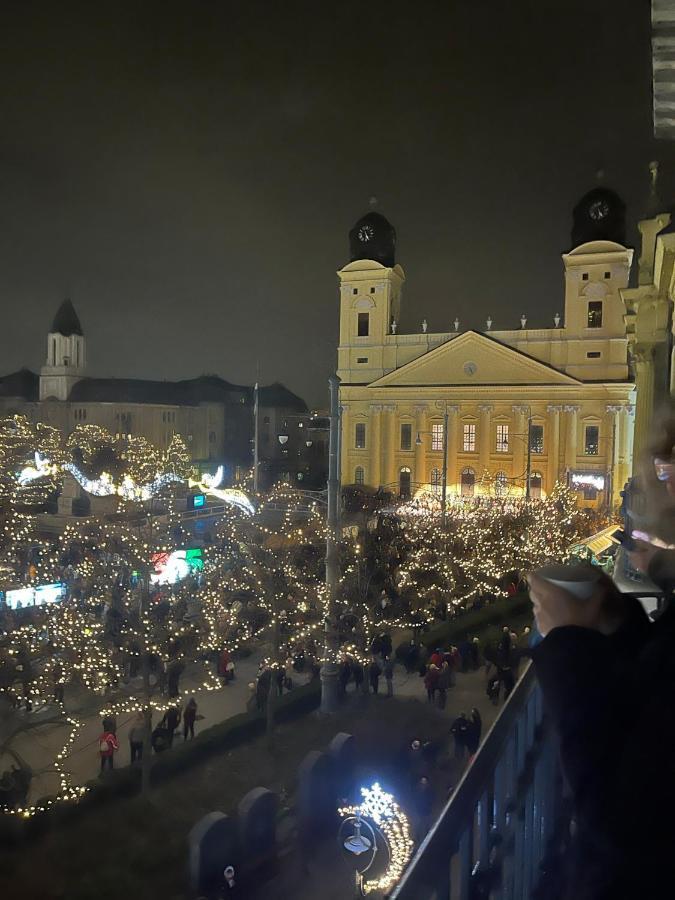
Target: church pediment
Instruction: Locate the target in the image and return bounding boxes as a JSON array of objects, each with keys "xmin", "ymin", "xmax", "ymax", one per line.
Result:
[{"xmin": 370, "ymin": 331, "xmax": 581, "ymax": 387}]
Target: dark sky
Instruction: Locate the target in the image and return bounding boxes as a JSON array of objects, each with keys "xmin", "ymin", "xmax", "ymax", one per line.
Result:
[{"xmin": 0, "ymin": 1, "xmax": 672, "ymax": 408}]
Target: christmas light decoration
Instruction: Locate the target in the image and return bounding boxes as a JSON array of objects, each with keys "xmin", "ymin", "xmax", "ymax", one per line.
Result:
[{"xmin": 339, "ymin": 782, "xmax": 414, "ymax": 894}]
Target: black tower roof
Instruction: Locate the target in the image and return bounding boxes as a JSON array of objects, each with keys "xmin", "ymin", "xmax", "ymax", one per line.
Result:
[
  {"xmin": 51, "ymin": 299, "xmax": 83, "ymax": 336},
  {"xmin": 571, "ymin": 187, "xmax": 626, "ymax": 249},
  {"xmin": 349, "ymin": 211, "xmax": 396, "ymax": 267}
]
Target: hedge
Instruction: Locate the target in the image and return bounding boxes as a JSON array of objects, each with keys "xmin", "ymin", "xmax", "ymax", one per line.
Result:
[
  {"xmin": 398, "ymin": 591, "xmax": 532, "ymax": 656},
  {"xmin": 1, "ymin": 679, "xmax": 322, "ymax": 844}
]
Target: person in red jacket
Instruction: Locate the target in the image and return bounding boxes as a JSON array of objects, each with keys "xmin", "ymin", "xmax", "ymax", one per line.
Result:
[{"xmin": 98, "ymin": 728, "xmax": 119, "ymax": 773}]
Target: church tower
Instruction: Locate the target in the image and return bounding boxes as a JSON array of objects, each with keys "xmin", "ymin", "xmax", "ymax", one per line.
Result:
[
  {"xmin": 337, "ymin": 211, "xmax": 405, "ymax": 385},
  {"xmin": 40, "ymin": 299, "xmax": 86, "ymax": 401}
]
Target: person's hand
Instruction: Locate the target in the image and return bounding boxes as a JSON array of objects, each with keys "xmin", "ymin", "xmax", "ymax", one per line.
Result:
[{"xmin": 526, "ymin": 571, "xmax": 606, "ymax": 637}]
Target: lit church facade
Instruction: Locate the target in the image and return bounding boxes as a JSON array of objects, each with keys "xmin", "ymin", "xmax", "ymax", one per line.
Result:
[{"xmin": 337, "ymin": 192, "xmax": 638, "ymax": 509}]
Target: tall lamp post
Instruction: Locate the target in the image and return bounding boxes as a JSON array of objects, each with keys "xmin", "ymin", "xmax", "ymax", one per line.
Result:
[
  {"xmin": 321, "ymin": 374, "xmax": 341, "ymax": 713},
  {"xmin": 416, "ymin": 404, "xmax": 450, "ymax": 528},
  {"xmin": 253, "ymin": 382, "xmax": 260, "ymax": 493}
]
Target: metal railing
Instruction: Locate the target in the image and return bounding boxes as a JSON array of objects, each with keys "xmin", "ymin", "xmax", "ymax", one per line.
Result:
[{"xmin": 392, "ymin": 662, "xmax": 563, "ymax": 900}]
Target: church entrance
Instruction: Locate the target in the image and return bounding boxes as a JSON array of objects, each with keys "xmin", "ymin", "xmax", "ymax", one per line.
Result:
[{"xmin": 399, "ymin": 467, "xmax": 411, "ymax": 499}]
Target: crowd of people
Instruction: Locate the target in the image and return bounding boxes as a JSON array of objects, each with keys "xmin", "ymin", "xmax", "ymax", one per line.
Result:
[{"xmin": 97, "ymin": 695, "xmax": 203, "ymax": 772}]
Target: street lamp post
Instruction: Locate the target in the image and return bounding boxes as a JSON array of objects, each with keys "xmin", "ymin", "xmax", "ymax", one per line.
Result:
[
  {"xmin": 321, "ymin": 373, "xmax": 341, "ymax": 713},
  {"xmin": 253, "ymin": 382, "xmax": 260, "ymax": 493},
  {"xmin": 525, "ymin": 414, "xmax": 532, "ymax": 501}
]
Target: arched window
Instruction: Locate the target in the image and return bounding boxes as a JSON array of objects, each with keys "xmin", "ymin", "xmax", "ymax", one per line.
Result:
[
  {"xmin": 354, "ymin": 466, "xmax": 364, "ymax": 485},
  {"xmin": 461, "ymin": 467, "xmax": 475, "ymax": 497},
  {"xmin": 431, "ymin": 467, "xmax": 442, "ymax": 495},
  {"xmin": 399, "ymin": 466, "xmax": 412, "ymax": 499},
  {"xmin": 495, "ymin": 471, "xmax": 508, "ymax": 497},
  {"xmin": 529, "ymin": 471, "xmax": 543, "ymax": 500}
]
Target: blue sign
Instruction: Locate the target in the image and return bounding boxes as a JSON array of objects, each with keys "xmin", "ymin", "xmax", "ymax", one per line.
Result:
[{"xmin": 191, "ymin": 493, "xmax": 206, "ymax": 509}]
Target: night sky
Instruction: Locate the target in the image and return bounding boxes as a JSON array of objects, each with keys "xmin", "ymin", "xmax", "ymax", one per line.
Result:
[{"xmin": 0, "ymin": 1, "xmax": 672, "ymax": 408}]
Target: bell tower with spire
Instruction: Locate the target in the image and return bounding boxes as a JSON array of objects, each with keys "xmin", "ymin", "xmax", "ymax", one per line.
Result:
[{"xmin": 39, "ymin": 299, "xmax": 87, "ymax": 400}]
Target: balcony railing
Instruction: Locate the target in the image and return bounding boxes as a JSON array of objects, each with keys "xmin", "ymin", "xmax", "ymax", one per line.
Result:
[{"xmin": 392, "ymin": 662, "xmax": 564, "ymax": 900}]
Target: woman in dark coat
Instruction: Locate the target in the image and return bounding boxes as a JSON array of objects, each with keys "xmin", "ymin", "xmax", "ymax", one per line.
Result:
[{"xmin": 465, "ymin": 708, "xmax": 482, "ymax": 756}]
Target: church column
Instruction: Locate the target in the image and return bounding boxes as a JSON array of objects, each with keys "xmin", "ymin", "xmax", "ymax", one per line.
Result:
[
  {"xmin": 446, "ymin": 405, "xmax": 460, "ymax": 494},
  {"xmin": 382, "ymin": 404, "xmax": 398, "ymax": 490},
  {"xmin": 512, "ymin": 405, "xmax": 528, "ymax": 491},
  {"xmin": 605, "ymin": 405, "xmax": 623, "ymax": 508},
  {"xmin": 617, "ymin": 404, "xmax": 633, "ymax": 495},
  {"xmin": 369, "ymin": 404, "xmax": 383, "ymax": 488},
  {"xmin": 478, "ymin": 404, "xmax": 493, "ymax": 479},
  {"xmin": 632, "ymin": 346, "xmax": 655, "ymax": 471},
  {"xmin": 564, "ymin": 405, "xmax": 580, "ymax": 472},
  {"xmin": 546, "ymin": 405, "xmax": 562, "ymax": 492},
  {"xmin": 414, "ymin": 404, "xmax": 428, "ymax": 489},
  {"xmin": 339, "ymin": 402, "xmax": 349, "ymax": 485}
]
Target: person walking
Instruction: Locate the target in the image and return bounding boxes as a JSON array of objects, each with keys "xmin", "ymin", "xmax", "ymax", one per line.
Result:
[
  {"xmin": 183, "ymin": 697, "xmax": 198, "ymax": 740},
  {"xmin": 466, "ymin": 708, "xmax": 482, "ymax": 760},
  {"xmin": 450, "ymin": 712, "xmax": 470, "ymax": 761},
  {"xmin": 352, "ymin": 660, "xmax": 364, "ymax": 693},
  {"xmin": 413, "ymin": 776, "xmax": 434, "ymax": 842},
  {"xmin": 369, "ymin": 657, "xmax": 382, "ymax": 694},
  {"xmin": 99, "ymin": 727, "xmax": 119, "ymax": 773},
  {"xmin": 162, "ymin": 705, "xmax": 181, "ymax": 747},
  {"xmin": 424, "ymin": 664, "xmax": 439, "ymax": 704},
  {"xmin": 437, "ymin": 661, "xmax": 451, "ymax": 710},
  {"xmin": 383, "ymin": 656, "xmax": 394, "ymax": 697},
  {"xmin": 128, "ymin": 712, "xmax": 145, "ymax": 763}
]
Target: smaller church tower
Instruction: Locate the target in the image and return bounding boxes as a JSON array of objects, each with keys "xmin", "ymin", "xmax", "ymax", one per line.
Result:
[{"xmin": 40, "ymin": 299, "xmax": 86, "ymax": 401}]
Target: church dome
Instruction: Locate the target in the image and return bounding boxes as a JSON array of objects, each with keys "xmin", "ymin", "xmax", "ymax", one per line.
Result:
[
  {"xmin": 571, "ymin": 187, "xmax": 626, "ymax": 249},
  {"xmin": 349, "ymin": 211, "xmax": 396, "ymax": 267},
  {"xmin": 51, "ymin": 298, "xmax": 83, "ymax": 336}
]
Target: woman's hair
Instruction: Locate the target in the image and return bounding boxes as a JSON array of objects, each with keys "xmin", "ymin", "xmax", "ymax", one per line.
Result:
[{"xmin": 636, "ymin": 401, "xmax": 675, "ymax": 545}]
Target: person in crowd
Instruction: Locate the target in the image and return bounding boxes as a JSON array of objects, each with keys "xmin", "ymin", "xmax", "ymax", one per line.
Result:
[
  {"xmin": 352, "ymin": 660, "xmax": 364, "ymax": 693},
  {"xmin": 436, "ymin": 661, "xmax": 451, "ymax": 710},
  {"xmin": 424, "ymin": 663, "xmax": 439, "ymax": 704},
  {"xmin": 167, "ymin": 659, "xmax": 184, "ymax": 698},
  {"xmin": 470, "ymin": 636, "xmax": 481, "ymax": 670},
  {"xmin": 99, "ymin": 726, "xmax": 119, "ymax": 773},
  {"xmin": 338, "ymin": 658, "xmax": 352, "ymax": 696},
  {"xmin": 245, "ymin": 681, "xmax": 257, "ymax": 713},
  {"xmin": 379, "ymin": 632, "xmax": 392, "ymax": 659},
  {"xmin": 183, "ymin": 696, "xmax": 198, "ymax": 740},
  {"xmin": 256, "ymin": 667, "xmax": 271, "ymax": 710},
  {"xmin": 466, "ymin": 708, "xmax": 482, "ymax": 760},
  {"xmin": 284, "ymin": 657, "xmax": 294, "ymax": 691},
  {"xmin": 486, "ymin": 670, "xmax": 501, "ymax": 705},
  {"xmin": 413, "ymin": 776, "xmax": 434, "ymax": 842},
  {"xmin": 369, "ymin": 657, "xmax": 382, "ymax": 694},
  {"xmin": 52, "ymin": 660, "xmax": 64, "ymax": 704},
  {"xmin": 129, "ymin": 712, "xmax": 145, "ymax": 763},
  {"xmin": 217, "ymin": 647, "xmax": 230, "ymax": 681},
  {"xmin": 525, "ymin": 402, "xmax": 675, "ymax": 899},
  {"xmin": 162, "ymin": 705, "xmax": 181, "ymax": 747},
  {"xmin": 450, "ymin": 712, "xmax": 470, "ymax": 760},
  {"xmin": 383, "ymin": 656, "xmax": 394, "ymax": 697},
  {"xmin": 430, "ymin": 647, "xmax": 444, "ymax": 668}
]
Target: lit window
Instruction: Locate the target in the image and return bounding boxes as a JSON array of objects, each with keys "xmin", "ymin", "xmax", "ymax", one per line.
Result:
[
  {"xmin": 431, "ymin": 468, "xmax": 442, "ymax": 495},
  {"xmin": 354, "ymin": 466, "xmax": 364, "ymax": 485},
  {"xmin": 357, "ymin": 313, "xmax": 369, "ymax": 336},
  {"xmin": 355, "ymin": 422, "xmax": 366, "ymax": 449},
  {"xmin": 584, "ymin": 425, "xmax": 599, "ymax": 455},
  {"xmin": 432, "ymin": 422, "xmax": 444, "ymax": 451},
  {"xmin": 530, "ymin": 471, "xmax": 543, "ymax": 500},
  {"xmin": 587, "ymin": 301, "xmax": 603, "ymax": 328},
  {"xmin": 400, "ymin": 423, "xmax": 412, "ymax": 450},
  {"xmin": 463, "ymin": 423, "xmax": 476, "ymax": 452},
  {"xmin": 529, "ymin": 424, "xmax": 544, "ymax": 454},
  {"xmin": 495, "ymin": 471, "xmax": 508, "ymax": 497},
  {"xmin": 496, "ymin": 424, "xmax": 509, "ymax": 453},
  {"xmin": 461, "ymin": 467, "xmax": 475, "ymax": 497}
]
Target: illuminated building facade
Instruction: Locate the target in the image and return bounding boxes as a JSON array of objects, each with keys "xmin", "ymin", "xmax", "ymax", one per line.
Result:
[
  {"xmin": 0, "ymin": 299, "xmax": 310, "ymax": 480},
  {"xmin": 338, "ymin": 197, "xmax": 637, "ymax": 508}
]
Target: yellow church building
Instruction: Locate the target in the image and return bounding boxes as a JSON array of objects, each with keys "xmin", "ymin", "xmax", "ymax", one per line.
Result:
[{"xmin": 337, "ymin": 191, "xmax": 638, "ymax": 509}]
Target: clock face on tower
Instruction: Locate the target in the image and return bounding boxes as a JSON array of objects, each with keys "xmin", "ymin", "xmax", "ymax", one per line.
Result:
[
  {"xmin": 358, "ymin": 224, "xmax": 374, "ymax": 242},
  {"xmin": 588, "ymin": 199, "xmax": 610, "ymax": 222}
]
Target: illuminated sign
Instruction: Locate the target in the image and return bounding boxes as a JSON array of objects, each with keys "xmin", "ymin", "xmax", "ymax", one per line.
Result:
[
  {"xmin": 150, "ymin": 548, "xmax": 204, "ymax": 585},
  {"xmin": 3, "ymin": 582, "xmax": 66, "ymax": 610},
  {"xmin": 190, "ymin": 493, "xmax": 206, "ymax": 509},
  {"xmin": 570, "ymin": 471, "xmax": 606, "ymax": 491}
]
